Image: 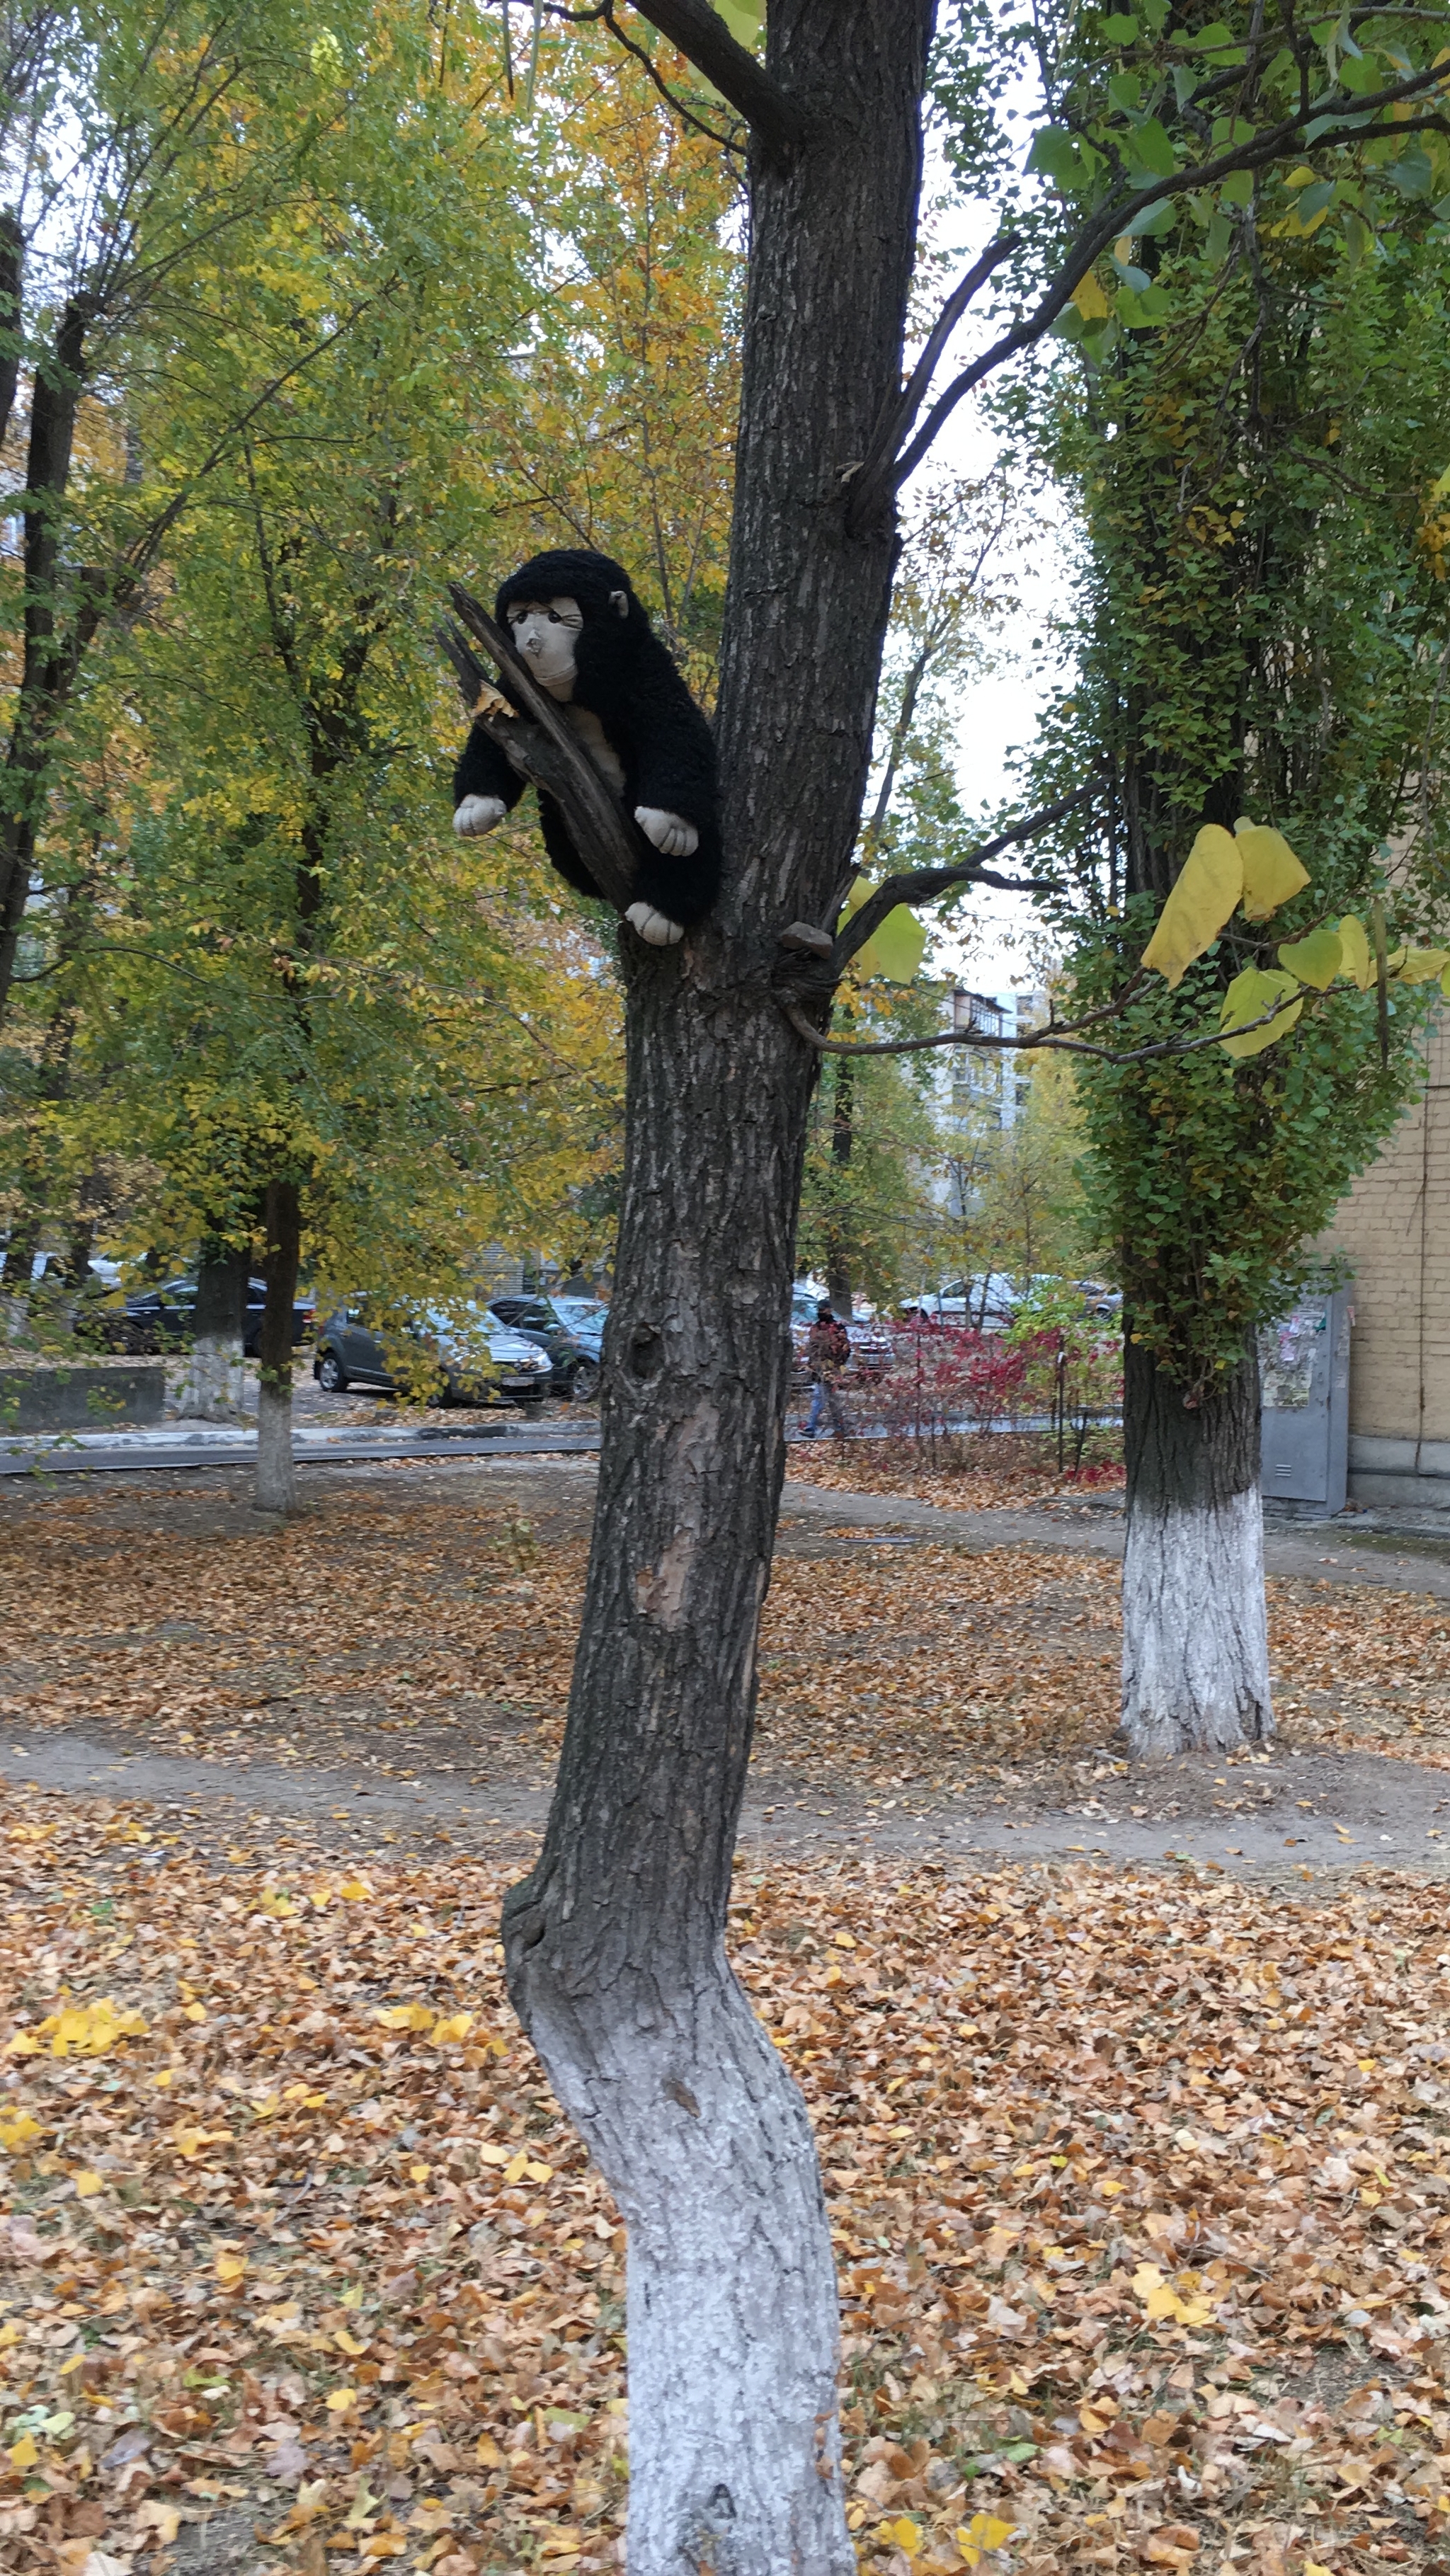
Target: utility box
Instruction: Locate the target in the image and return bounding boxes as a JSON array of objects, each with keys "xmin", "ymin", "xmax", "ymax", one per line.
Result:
[{"xmin": 1258, "ymin": 1286, "xmax": 1352, "ymax": 1518}]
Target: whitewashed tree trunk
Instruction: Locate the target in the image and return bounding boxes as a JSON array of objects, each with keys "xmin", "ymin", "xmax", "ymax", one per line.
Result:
[
  {"xmin": 183, "ymin": 1332, "xmax": 247, "ymax": 1421},
  {"xmin": 254, "ymin": 1181, "xmax": 299, "ymax": 1515},
  {"xmin": 254, "ymin": 1375, "xmax": 295, "ymax": 1513},
  {"xmin": 1121, "ymin": 1336, "xmax": 1273, "ymax": 1755},
  {"xmin": 518, "ymin": 1964, "xmax": 849, "ymax": 2573},
  {"xmin": 181, "ymin": 1247, "xmax": 250, "ymax": 1419}
]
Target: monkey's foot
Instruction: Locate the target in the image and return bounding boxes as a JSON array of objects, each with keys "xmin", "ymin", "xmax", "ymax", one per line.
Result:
[
  {"xmin": 634, "ymin": 806, "xmax": 700, "ymax": 858},
  {"xmin": 626, "ymin": 902, "xmax": 686, "ymax": 947},
  {"xmin": 453, "ymin": 794, "xmax": 506, "ymax": 836}
]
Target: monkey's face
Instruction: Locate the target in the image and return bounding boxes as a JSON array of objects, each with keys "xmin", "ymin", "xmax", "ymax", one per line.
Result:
[{"xmin": 507, "ymin": 596, "xmax": 583, "ymax": 700}]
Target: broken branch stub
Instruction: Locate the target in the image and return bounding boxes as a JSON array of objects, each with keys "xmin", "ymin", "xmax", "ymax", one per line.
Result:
[{"xmin": 443, "ymin": 585, "xmax": 644, "ymax": 917}]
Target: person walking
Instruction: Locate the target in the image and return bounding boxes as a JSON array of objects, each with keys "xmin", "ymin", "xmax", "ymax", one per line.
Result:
[{"xmin": 804, "ymin": 1301, "xmax": 852, "ymax": 1438}]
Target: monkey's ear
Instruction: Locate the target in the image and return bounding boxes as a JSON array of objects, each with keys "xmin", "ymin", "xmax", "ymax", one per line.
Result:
[{"xmin": 608, "ymin": 588, "xmax": 629, "ymax": 619}]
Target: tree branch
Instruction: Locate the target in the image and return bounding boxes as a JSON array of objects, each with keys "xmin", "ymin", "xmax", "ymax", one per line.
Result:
[
  {"xmin": 623, "ymin": 0, "xmax": 807, "ymax": 156},
  {"xmin": 830, "ymin": 786, "xmax": 1097, "ymax": 971},
  {"xmin": 847, "ymin": 236, "xmax": 1021, "ymax": 513},
  {"xmin": 440, "ymin": 587, "xmax": 646, "ymax": 916},
  {"xmin": 782, "ymin": 983, "xmax": 1320, "ymax": 1066},
  {"xmin": 847, "ymin": 62, "xmax": 1450, "ymax": 520}
]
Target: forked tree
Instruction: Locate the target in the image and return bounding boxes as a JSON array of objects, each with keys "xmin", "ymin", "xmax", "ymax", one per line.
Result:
[{"xmin": 464, "ymin": 0, "xmax": 1450, "ymax": 2559}]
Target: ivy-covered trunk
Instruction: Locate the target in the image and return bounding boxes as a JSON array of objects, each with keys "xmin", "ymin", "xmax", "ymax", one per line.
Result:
[
  {"xmin": 1120, "ymin": 1334, "xmax": 1272, "ymax": 1757},
  {"xmin": 501, "ymin": 0, "xmax": 931, "ymax": 2558}
]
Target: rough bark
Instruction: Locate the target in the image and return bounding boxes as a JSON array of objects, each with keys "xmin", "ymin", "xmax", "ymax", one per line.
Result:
[
  {"xmin": 183, "ymin": 1245, "xmax": 249, "ymax": 1421},
  {"xmin": 255, "ymin": 1184, "xmax": 299, "ymax": 1513},
  {"xmin": 0, "ymin": 296, "xmax": 91, "ymax": 1021},
  {"xmin": 826, "ymin": 1057, "xmax": 854, "ymax": 1319},
  {"xmin": 0, "ymin": 212, "xmax": 23, "ymax": 462},
  {"xmin": 1121, "ymin": 1335, "xmax": 1273, "ymax": 1756},
  {"xmin": 501, "ymin": 0, "xmax": 932, "ymax": 2563}
]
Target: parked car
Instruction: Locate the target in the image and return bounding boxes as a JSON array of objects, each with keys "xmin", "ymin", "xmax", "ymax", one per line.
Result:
[
  {"xmin": 312, "ymin": 1302, "xmax": 553, "ymax": 1407},
  {"xmin": 119, "ymin": 1275, "xmax": 316, "ymax": 1355},
  {"xmin": 489, "ymin": 1293, "xmax": 607, "ymax": 1399}
]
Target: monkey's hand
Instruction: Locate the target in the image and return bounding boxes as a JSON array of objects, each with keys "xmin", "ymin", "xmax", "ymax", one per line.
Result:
[
  {"xmin": 453, "ymin": 794, "xmax": 506, "ymax": 837},
  {"xmin": 626, "ymin": 902, "xmax": 685, "ymax": 947},
  {"xmin": 634, "ymin": 806, "xmax": 699, "ymax": 858}
]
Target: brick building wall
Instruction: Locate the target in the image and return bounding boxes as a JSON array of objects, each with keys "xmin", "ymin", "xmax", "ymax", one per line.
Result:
[{"xmin": 1318, "ymin": 1009, "xmax": 1450, "ymax": 1506}]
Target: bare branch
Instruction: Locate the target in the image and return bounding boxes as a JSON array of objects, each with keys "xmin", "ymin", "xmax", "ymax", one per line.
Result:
[
  {"xmin": 622, "ymin": 0, "xmax": 806, "ymax": 156},
  {"xmin": 848, "ymin": 236, "xmax": 1022, "ymax": 509},
  {"xmin": 783, "ymin": 983, "xmax": 1318, "ymax": 1066},
  {"xmin": 830, "ymin": 786, "xmax": 1097, "ymax": 971},
  {"xmin": 599, "ymin": 2, "xmax": 741, "ymax": 149}
]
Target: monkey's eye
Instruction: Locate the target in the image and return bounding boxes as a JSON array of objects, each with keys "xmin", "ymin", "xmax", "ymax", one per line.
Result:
[{"xmin": 547, "ymin": 610, "xmax": 560, "ymax": 623}]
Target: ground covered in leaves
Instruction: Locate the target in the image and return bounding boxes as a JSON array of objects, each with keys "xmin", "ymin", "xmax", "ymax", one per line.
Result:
[
  {"xmin": 4, "ymin": 1467, "xmax": 1450, "ymax": 1841},
  {"xmin": 6, "ymin": 1790, "xmax": 1450, "ymax": 2576}
]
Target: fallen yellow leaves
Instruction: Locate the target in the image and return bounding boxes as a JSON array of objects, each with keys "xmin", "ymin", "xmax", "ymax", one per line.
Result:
[{"xmin": 6, "ymin": 1997, "xmax": 147, "ymax": 2058}]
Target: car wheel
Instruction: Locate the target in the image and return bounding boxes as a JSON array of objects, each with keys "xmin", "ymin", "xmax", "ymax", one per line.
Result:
[
  {"xmin": 316, "ymin": 1349, "xmax": 349, "ymax": 1394},
  {"xmin": 571, "ymin": 1358, "xmax": 602, "ymax": 1402}
]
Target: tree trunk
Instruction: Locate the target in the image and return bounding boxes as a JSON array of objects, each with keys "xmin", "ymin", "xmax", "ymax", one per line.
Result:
[
  {"xmin": 0, "ymin": 296, "xmax": 91, "ymax": 1024},
  {"xmin": 255, "ymin": 1182, "xmax": 299, "ymax": 1513},
  {"xmin": 183, "ymin": 1244, "xmax": 249, "ymax": 1422},
  {"xmin": 502, "ymin": 0, "xmax": 932, "ymax": 2563},
  {"xmin": 1120, "ymin": 1334, "xmax": 1273, "ymax": 1756},
  {"xmin": 827, "ymin": 1055, "xmax": 854, "ymax": 1318}
]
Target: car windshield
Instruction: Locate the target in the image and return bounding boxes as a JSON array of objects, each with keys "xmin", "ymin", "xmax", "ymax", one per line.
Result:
[{"xmin": 552, "ymin": 1299, "xmax": 607, "ymax": 1328}]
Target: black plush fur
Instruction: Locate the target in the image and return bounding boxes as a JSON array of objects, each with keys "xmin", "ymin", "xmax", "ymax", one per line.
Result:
[{"xmin": 451, "ymin": 547, "xmax": 721, "ymax": 926}]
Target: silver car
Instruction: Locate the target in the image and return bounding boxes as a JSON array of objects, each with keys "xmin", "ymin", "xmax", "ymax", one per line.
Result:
[{"xmin": 313, "ymin": 1300, "xmax": 553, "ymax": 1407}]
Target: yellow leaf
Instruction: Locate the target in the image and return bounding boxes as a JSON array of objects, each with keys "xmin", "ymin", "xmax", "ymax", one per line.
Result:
[
  {"xmin": 215, "ymin": 2250, "xmax": 247, "ymax": 2286},
  {"xmin": 74, "ymin": 2170, "xmax": 105, "ymax": 2199},
  {"xmin": 333, "ymin": 2328, "xmax": 368, "ymax": 2355},
  {"xmin": 1277, "ymin": 926, "xmax": 1341, "ymax": 989},
  {"xmin": 957, "ymin": 2512, "xmax": 1017, "ymax": 2561},
  {"xmin": 856, "ymin": 904, "xmax": 925, "ymax": 984},
  {"xmin": 338, "ymin": 1877, "xmax": 372, "ymax": 1900},
  {"xmin": 183, "ymin": 2003, "xmax": 207, "ymax": 2025},
  {"xmin": 326, "ymin": 2387, "xmax": 358, "ymax": 2412},
  {"xmin": 1218, "ymin": 965, "xmax": 1303, "ymax": 1057},
  {"xmin": 478, "ymin": 2143, "xmax": 510, "ymax": 2166},
  {"xmin": 375, "ymin": 2003, "xmax": 435, "ymax": 2032},
  {"xmin": 1235, "ymin": 820, "xmax": 1310, "ymax": 919},
  {"xmin": 1337, "ymin": 912, "xmax": 1374, "ymax": 988},
  {"xmin": 504, "ymin": 2150, "xmax": 531, "ymax": 2185},
  {"xmin": 525, "ymin": 2159, "xmax": 554, "ymax": 2185},
  {"xmin": 887, "ymin": 2519, "xmax": 923, "ymax": 2557},
  {"xmin": 0, "ymin": 2112, "xmax": 41, "ymax": 2150},
  {"xmin": 1393, "ymin": 945, "xmax": 1450, "ymax": 985},
  {"xmin": 1141, "ymin": 825, "xmax": 1242, "ymax": 987},
  {"xmin": 8, "ymin": 2432, "xmax": 38, "ymax": 2469},
  {"xmin": 135, "ymin": 2501, "xmax": 183, "ymax": 2546},
  {"xmin": 431, "ymin": 2012, "xmax": 474, "ymax": 2044},
  {"xmin": 1071, "ymin": 269, "xmax": 1110, "ymax": 320},
  {"xmin": 4, "ymin": 2032, "xmax": 41, "ymax": 2056}
]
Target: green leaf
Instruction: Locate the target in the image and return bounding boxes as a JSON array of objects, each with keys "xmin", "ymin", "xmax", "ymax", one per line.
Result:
[
  {"xmin": 1220, "ymin": 168, "xmax": 1255, "ymax": 207},
  {"xmin": 712, "ymin": 0, "xmax": 762, "ymax": 41},
  {"xmin": 1134, "ymin": 197, "xmax": 1180, "ymax": 234},
  {"xmin": 1025, "ymin": 127, "xmax": 1083, "ymax": 185},
  {"xmin": 1129, "ymin": 118, "xmax": 1178, "ymax": 177},
  {"xmin": 1100, "ymin": 13, "xmax": 1140, "ymax": 38},
  {"xmin": 1383, "ymin": 144, "xmax": 1434, "ymax": 198},
  {"xmin": 1177, "ymin": 18, "xmax": 1234, "ymax": 46},
  {"xmin": 1277, "ymin": 926, "xmax": 1342, "ymax": 988},
  {"xmin": 1219, "ymin": 966, "xmax": 1304, "ymax": 1056}
]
